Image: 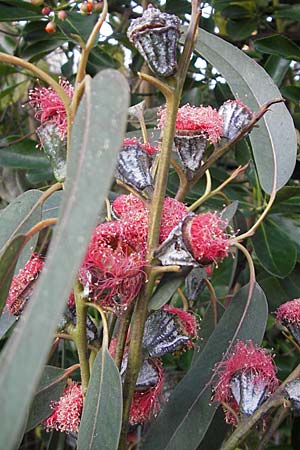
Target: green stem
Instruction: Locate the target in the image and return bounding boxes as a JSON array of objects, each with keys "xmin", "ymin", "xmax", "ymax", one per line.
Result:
[
  {"xmin": 220, "ymin": 364, "xmax": 300, "ymax": 450},
  {"xmin": 114, "ymin": 302, "xmax": 135, "ymax": 371},
  {"xmin": 117, "ymin": 3, "xmax": 201, "ymax": 449},
  {"xmin": 73, "ymin": 281, "xmax": 90, "ymax": 394}
]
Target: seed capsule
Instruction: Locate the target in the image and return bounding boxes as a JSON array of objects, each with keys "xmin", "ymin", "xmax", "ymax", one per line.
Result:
[
  {"xmin": 230, "ymin": 372, "xmax": 268, "ymax": 416},
  {"xmin": 218, "ymin": 100, "xmax": 253, "ymax": 140},
  {"xmin": 116, "ymin": 139, "xmax": 154, "ymax": 196},
  {"xmin": 37, "ymin": 123, "xmax": 67, "ymax": 182},
  {"xmin": 127, "ymin": 4, "xmax": 180, "ymax": 77}
]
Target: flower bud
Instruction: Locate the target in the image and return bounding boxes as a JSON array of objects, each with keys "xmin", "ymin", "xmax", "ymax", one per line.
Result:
[
  {"xmin": 127, "ymin": 4, "xmax": 181, "ymax": 77},
  {"xmin": 45, "ymin": 22, "xmax": 57, "ymax": 33},
  {"xmin": 57, "ymin": 10, "xmax": 67, "ymax": 21},
  {"xmin": 41, "ymin": 6, "xmax": 51, "ymax": 15}
]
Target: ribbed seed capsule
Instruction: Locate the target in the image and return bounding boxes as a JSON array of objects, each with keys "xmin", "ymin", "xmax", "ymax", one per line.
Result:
[
  {"xmin": 174, "ymin": 133, "xmax": 207, "ymax": 180},
  {"xmin": 230, "ymin": 372, "xmax": 268, "ymax": 416},
  {"xmin": 127, "ymin": 4, "xmax": 180, "ymax": 77},
  {"xmin": 218, "ymin": 100, "xmax": 253, "ymax": 140},
  {"xmin": 116, "ymin": 140, "xmax": 154, "ymax": 196}
]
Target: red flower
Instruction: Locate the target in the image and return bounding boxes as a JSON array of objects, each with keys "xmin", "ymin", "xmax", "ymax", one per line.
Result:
[
  {"xmin": 80, "ymin": 221, "xmax": 146, "ymax": 308},
  {"xmin": 112, "ymin": 194, "xmax": 188, "ymax": 244},
  {"xmin": 213, "ymin": 341, "xmax": 278, "ymax": 425},
  {"xmin": 276, "ymin": 299, "xmax": 300, "ymax": 344},
  {"xmin": 159, "ymin": 104, "xmax": 223, "ymax": 143},
  {"xmin": 45, "ymin": 382, "xmax": 83, "ymax": 433},
  {"xmin": 276, "ymin": 299, "xmax": 300, "ymax": 327},
  {"xmin": 6, "ymin": 253, "xmax": 44, "ymax": 316},
  {"xmin": 163, "ymin": 305, "xmax": 198, "ymax": 341},
  {"xmin": 130, "ymin": 359, "xmax": 164, "ymax": 426},
  {"xmin": 184, "ymin": 212, "xmax": 232, "ymax": 265},
  {"xmin": 28, "ymin": 78, "xmax": 73, "ymax": 139},
  {"xmin": 123, "ymin": 138, "xmax": 157, "ymax": 156}
]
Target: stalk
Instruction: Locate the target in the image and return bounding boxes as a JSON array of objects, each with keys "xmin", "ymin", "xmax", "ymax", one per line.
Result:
[{"xmin": 117, "ymin": 3, "xmax": 201, "ymax": 449}]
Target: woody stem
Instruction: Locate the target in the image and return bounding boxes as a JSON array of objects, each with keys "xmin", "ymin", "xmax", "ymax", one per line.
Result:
[{"xmin": 117, "ymin": 3, "xmax": 201, "ymax": 449}]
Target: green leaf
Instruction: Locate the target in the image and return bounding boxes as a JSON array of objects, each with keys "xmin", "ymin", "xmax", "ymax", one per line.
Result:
[
  {"xmin": 281, "ymin": 86, "xmax": 300, "ymax": 103},
  {"xmin": 142, "ymin": 283, "xmax": 268, "ymax": 450},
  {"xmin": 220, "ymin": 200, "xmax": 238, "ymax": 222},
  {"xmin": 0, "ymin": 189, "xmax": 42, "ymax": 272},
  {"xmin": 196, "ymin": 407, "xmax": 229, "ymax": 450},
  {"xmin": 0, "ymin": 139, "xmax": 50, "ymax": 170},
  {"xmin": 22, "ymin": 40, "xmax": 66, "ymax": 61},
  {"xmin": 226, "ymin": 18, "xmax": 257, "ymax": 41},
  {"xmin": 275, "ymin": 5, "xmax": 300, "ymax": 21},
  {"xmin": 194, "ymin": 29, "xmax": 297, "ymax": 193},
  {"xmin": 0, "ymin": 0, "xmax": 42, "ymax": 21},
  {"xmin": 26, "ymin": 366, "xmax": 66, "ymax": 432},
  {"xmin": 0, "ymin": 311, "xmax": 16, "ymax": 340},
  {"xmin": 148, "ymin": 270, "xmax": 190, "ymax": 311},
  {"xmin": 42, "ymin": 191, "xmax": 63, "ymax": 220},
  {"xmin": 269, "ymin": 214, "xmax": 300, "ymax": 261},
  {"xmin": 0, "ymin": 69, "xmax": 129, "ymax": 450},
  {"xmin": 57, "ymin": 11, "xmax": 98, "ymax": 44},
  {"xmin": 77, "ymin": 349, "xmax": 122, "ymax": 450},
  {"xmin": 0, "ymin": 234, "xmax": 27, "ymax": 315},
  {"xmin": 264, "ymin": 55, "xmax": 290, "ymax": 86},
  {"xmin": 254, "ymin": 35, "xmax": 300, "ymax": 61},
  {"xmin": 252, "ymin": 219, "xmax": 297, "ymax": 278},
  {"xmin": 0, "ymin": 189, "xmax": 42, "ymax": 251}
]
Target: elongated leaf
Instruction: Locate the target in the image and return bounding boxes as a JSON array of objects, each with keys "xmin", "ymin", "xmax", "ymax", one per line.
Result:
[
  {"xmin": 0, "ymin": 69, "xmax": 129, "ymax": 450},
  {"xmin": 196, "ymin": 407, "xmax": 229, "ymax": 450},
  {"xmin": 0, "ymin": 0, "xmax": 42, "ymax": 21},
  {"xmin": 57, "ymin": 11, "xmax": 98, "ymax": 44},
  {"xmin": 148, "ymin": 269, "xmax": 190, "ymax": 311},
  {"xmin": 252, "ymin": 219, "xmax": 297, "ymax": 278},
  {"xmin": 77, "ymin": 349, "xmax": 122, "ymax": 450},
  {"xmin": 0, "ymin": 139, "xmax": 50, "ymax": 170},
  {"xmin": 220, "ymin": 200, "xmax": 238, "ymax": 223},
  {"xmin": 26, "ymin": 366, "xmax": 66, "ymax": 432},
  {"xmin": 195, "ymin": 29, "xmax": 297, "ymax": 193},
  {"xmin": 0, "ymin": 234, "xmax": 27, "ymax": 314},
  {"xmin": 142, "ymin": 283, "xmax": 268, "ymax": 450},
  {"xmin": 0, "ymin": 311, "xmax": 17, "ymax": 340},
  {"xmin": 254, "ymin": 35, "xmax": 300, "ymax": 61},
  {"xmin": 264, "ymin": 55, "xmax": 290, "ymax": 86},
  {"xmin": 0, "ymin": 189, "xmax": 42, "ymax": 251},
  {"xmin": 275, "ymin": 5, "xmax": 300, "ymax": 21},
  {"xmin": 42, "ymin": 191, "xmax": 63, "ymax": 220}
]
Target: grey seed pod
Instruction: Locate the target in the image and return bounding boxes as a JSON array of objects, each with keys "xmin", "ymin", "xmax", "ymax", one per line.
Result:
[
  {"xmin": 185, "ymin": 267, "xmax": 206, "ymax": 301},
  {"xmin": 154, "ymin": 213, "xmax": 198, "ymax": 267},
  {"xmin": 143, "ymin": 310, "xmax": 190, "ymax": 357},
  {"xmin": 36, "ymin": 123, "xmax": 67, "ymax": 182},
  {"xmin": 127, "ymin": 4, "xmax": 181, "ymax": 77},
  {"xmin": 174, "ymin": 132, "xmax": 207, "ymax": 179},
  {"xmin": 64, "ymin": 306, "xmax": 98, "ymax": 343},
  {"xmin": 230, "ymin": 372, "xmax": 268, "ymax": 416},
  {"xmin": 120, "ymin": 356, "xmax": 159, "ymax": 389},
  {"xmin": 285, "ymin": 379, "xmax": 300, "ymax": 416},
  {"xmin": 116, "ymin": 141, "xmax": 154, "ymax": 196},
  {"xmin": 218, "ymin": 100, "xmax": 253, "ymax": 140}
]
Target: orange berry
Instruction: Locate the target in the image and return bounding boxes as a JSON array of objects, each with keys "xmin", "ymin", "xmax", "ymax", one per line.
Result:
[{"xmin": 45, "ymin": 22, "xmax": 57, "ymax": 33}]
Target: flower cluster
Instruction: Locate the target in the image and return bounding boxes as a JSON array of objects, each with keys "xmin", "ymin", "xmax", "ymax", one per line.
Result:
[
  {"xmin": 80, "ymin": 220, "xmax": 146, "ymax": 308},
  {"xmin": 28, "ymin": 78, "xmax": 73, "ymax": 139},
  {"xmin": 45, "ymin": 382, "xmax": 83, "ymax": 433},
  {"xmin": 213, "ymin": 341, "xmax": 278, "ymax": 425},
  {"xmin": 6, "ymin": 253, "xmax": 44, "ymax": 316}
]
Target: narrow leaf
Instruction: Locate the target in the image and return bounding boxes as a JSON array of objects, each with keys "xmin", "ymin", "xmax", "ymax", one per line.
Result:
[
  {"xmin": 254, "ymin": 35, "xmax": 300, "ymax": 61},
  {"xmin": 0, "ymin": 311, "xmax": 17, "ymax": 340},
  {"xmin": 0, "ymin": 69, "xmax": 129, "ymax": 450},
  {"xmin": 148, "ymin": 270, "xmax": 190, "ymax": 311},
  {"xmin": 77, "ymin": 349, "xmax": 122, "ymax": 450},
  {"xmin": 195, "ymin": 29, "xmax": 297, "ymax": 193},
  {"xmin": 142, "ymin": 283, "xmax": 268, "ymax": 450}
]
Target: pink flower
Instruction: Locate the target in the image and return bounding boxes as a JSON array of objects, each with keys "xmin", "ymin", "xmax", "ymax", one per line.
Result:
[
  {"xmin": 158, "ymin": 104, "xmax": 223, "ymax": 143},
  {"xmin": 80, "ymin": 220, "xmax": 146, "ymax": 308},
  {"xmin": 130, "ymin": 359, "xmax": 164, "ymax": 425},
  {"xmin": 184, "ymin": 213, "xmax": 232, "ymax": 266},
  {"xmin": 112, "ymin": 194, "xmax": 188, "ymax": 244},
  {"xmin": 276, "ymin": 299, "xmax": 300, "ymax": 344},
  {"xmin": 213, "ymin": 341, "xmax": 278, "ymax": 425},
  {"xmin": 28, "ymin": 78, "xmax": 73, "ymax": 139},
  {"xmin": 163, "ymin": 305, "xmax": 198, "ymax": 342},
  {"xmin": 45, "ymin": 382, "xmax": 83, "ymax": 433},
  {"xmin": 6, "ymin": 253, "xmax": 44, "ymax": 316}
]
